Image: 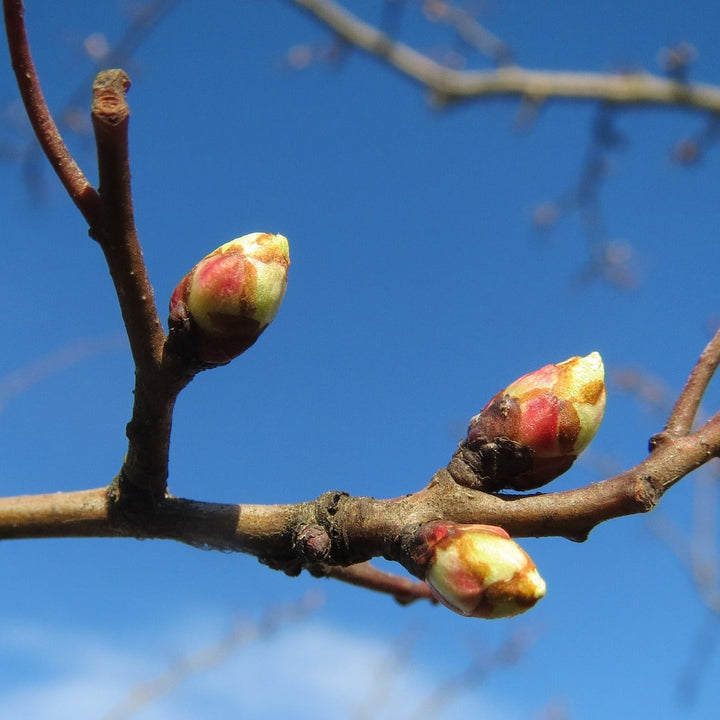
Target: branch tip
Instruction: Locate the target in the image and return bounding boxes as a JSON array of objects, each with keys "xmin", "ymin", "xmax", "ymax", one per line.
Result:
[{"xmin": 92, "ymin": 69, "xmax": 131, "ymax": 128}]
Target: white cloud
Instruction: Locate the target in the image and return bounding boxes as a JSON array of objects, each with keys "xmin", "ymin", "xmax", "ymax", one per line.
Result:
[{"xmin": 0, "ymin": 617, "xmax": 519, "ymax": 720}]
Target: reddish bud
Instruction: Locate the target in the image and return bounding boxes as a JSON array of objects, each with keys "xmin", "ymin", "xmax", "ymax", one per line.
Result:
[
  {"xmin": 169, "ymin": 233, "xmax": 289, "ymax": 365},
  {"xmin": 467, "ymin": 352, "xmax": 606, "ymax": 490},
  {"xmin": 417, "ymin": 522, "xmax": 546, "ymax": 619}
]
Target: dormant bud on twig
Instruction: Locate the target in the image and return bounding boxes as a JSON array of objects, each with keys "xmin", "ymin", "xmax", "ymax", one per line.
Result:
[
  {"xmin": 467, "ymin": 352, "xmax": 606, "ymax": 490},
  {"xmin": 169, "ymin": 233, "xmax": 290, "ymax": 365},
  {"xmin": 414, "ymin": 522, "xmax": 546, "ymax": 619}
]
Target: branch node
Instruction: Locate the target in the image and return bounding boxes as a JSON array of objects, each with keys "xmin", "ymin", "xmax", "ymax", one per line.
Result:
[
  {"xmin": 633, "ymin": 475, "xmax": 663, "ymax": 513},
  {"xmin": 311, "ymin": 490, "xmax": 352, "ymax": 563},
  {"xmin": 294, "ymin": 524, "xmax": 332, "ymax": 563},
  {"xmin": 649, "ymin": 431, "xmax": 671, "ymax": 452},
  {"xmin": 111, "ymin": 467, "xmax": 164, "ymax": 515}
]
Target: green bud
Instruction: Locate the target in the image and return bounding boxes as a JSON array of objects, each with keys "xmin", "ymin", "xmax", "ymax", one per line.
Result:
[{"xmin": 169, "ymin": 233, "xmax": 290, "ymax": 365}]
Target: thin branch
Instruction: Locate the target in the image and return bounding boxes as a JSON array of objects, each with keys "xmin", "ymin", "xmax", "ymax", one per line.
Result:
[
  {"xmin": 102, "ymin": 592, "xmax": 322, "ymax": 720},
  {"xmin": 2, "ymin": 0, "xmax": 100, "ymax": 223},
  {"xmin": 5, "ymin": 1, "xmax": 181, "ymax": 500},
  {"xmin": 91, "ymin": 69, "xmax": 164, "ymax": 367},
  {"xmin": 422, "ymin": 0, "xmax": 514, "ymax": 66},
  {"xmin": 289, "ymin": 0, "xmax": 720, "ymax": 112},
  {"xmin": 660, "ymin": 326, "xmax": 720, "ymax": 441},
  {"xmin": 4, "ymin": 0, "xmax": 180, "ymax": 201},
  {"xmin": 0, "ymin": 334, "xmax": 126, "ymax": 412},
  {"xmin": 323, "ymin": 562, "xmax": 436, "ymax": 605},
  {"xmin": 89, "ymin": 69, "xmax": 182, "ymax": 501},
  {"xmin": 0, "ymin": 487, "xmax": 296, "ymax": 564}
]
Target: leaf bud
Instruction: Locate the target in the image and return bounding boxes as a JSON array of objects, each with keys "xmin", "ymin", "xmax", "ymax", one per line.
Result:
[
  {"xmin": 467, "ymin": 352, "xmax": 606, "ymax": 490},
  {"xmin": 169, "ymin": 232, "xmax": 290, "ymax": 365},
  {"xmin": 417, "ymin": 521, "xmax": 546, "ymax": 619}
]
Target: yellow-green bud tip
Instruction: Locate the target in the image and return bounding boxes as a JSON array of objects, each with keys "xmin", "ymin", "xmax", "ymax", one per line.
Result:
[
  {"xmin": 467, "ymin": 352, "xmax": 606, "ymax": 490},
  {"xmin": 420, "ymin": 522, "xmax": 546, "ymax": 619},
  {"xmin": 169, "ymin": 232, "xmax": 290, "ymax": 365}
]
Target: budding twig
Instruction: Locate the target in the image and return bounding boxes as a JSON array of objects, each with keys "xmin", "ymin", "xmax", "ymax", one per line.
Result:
[
  {"xmin": 4, "ymin": 0, "xmax": 720, "ymax": 609},
  {"xmin": 4, "ymin": 0, "xmax": 182, "ymax": 502},
  {"xmin": 1, "ymin": 398, "xmax": 719, "ymax": 554}
]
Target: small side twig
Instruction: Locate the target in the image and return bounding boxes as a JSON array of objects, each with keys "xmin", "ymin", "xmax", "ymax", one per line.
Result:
[
  {"xmin": 2, "ymin": 0, "xmax": 100, "ymax": 222},
  {"xmin": 660, "ymin": 327, "xmax": 720, "ymax": 442},
  {"xmin": 422, "ymin": 0, "xmax": 514, "ymax": 66},
  {"xmin": 322, "ymin": 561, "xmax": 436, "ymax": 605},
  {"xmin": 0, "ymin": 334, "xmax": 126, "ymax": 412}
]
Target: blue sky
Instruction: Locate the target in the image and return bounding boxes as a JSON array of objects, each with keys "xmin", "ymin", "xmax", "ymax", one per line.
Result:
[{"xmin": 2, "ymin": 1, "xmax": 720, "ymax": 718}]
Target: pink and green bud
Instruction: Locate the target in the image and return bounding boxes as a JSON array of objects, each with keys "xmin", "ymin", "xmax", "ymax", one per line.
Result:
[
  {"xmin": 418, "ymin": 522, "xmax": 546, "ymax": 619},
  {"xmin": 467, "ymin": 352, "xmax": 606, "ymax": 490},
  {"xmin": 169, "ymin": 232, "xmax": 290, "ymax": 365}
]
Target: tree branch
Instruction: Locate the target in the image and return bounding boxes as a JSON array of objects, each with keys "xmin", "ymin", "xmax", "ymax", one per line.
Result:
[
  {"xmin": 2, "ymin": 387, "xmax": 719, "ymax": 579},
  {"xmin": 2, "ymin": 0, "xmax": 100, "ymax": 223},
  {"xmin": 4, "ymin": 1, "xmax": 185, "ymax": 502},
  {"xmin": 4, "ymin": 0, "xmax": 720, "ymax": 608},
  {"xmin": 658, "ymin": 326, "xmax": 720, "ymax": 442},
  {"xmin": 91, "ymin": 69, "xmax": 165, "ymax": 368},
  {"xmin": 322, "ymin": 562, "xmax": 436, "ymax": 605},
  {"xmin": 89, "ymin": 69, "xmax": 189, "ymax": 502},
  {"xmin": 289, "ymin": 0, "xmax": 720, "ymax": 112}
]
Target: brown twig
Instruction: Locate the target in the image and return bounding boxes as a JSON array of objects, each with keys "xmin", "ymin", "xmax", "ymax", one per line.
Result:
[
  {"xmin": 660, "ymin": 327, "xmax": 720, "ymax": 441},
  {"xmin": 323, "ymin": 562, "xmax": 436, "ymax": 605},
  {"xmin": 4, "ymin": 0, "xmax": 184, "ymax": 501},
  {"xmin": 289, "ymin": 0, "xmax": 720, "ymax": 111},
  {"xmin": 89, "ymin": 69, "xmax": 184, "ymax": 502},
  {"xmin": 90, "ymin": 69, "xmax": 164, "ymax": 368},
  {"xmin": 2, "ymin": 0, "xmax": 100, "ymax": 223},
  {"xmin": 1, "ymin": 392, "xmax": 719, "ymax": 566},
  {"xmin": 4, "ymin": 0, "xmax": 180, "ymax": 200},
  {"xmin": 2, "ymin": 311, "xmax": 720, "ymax": 591}
]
